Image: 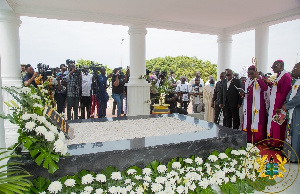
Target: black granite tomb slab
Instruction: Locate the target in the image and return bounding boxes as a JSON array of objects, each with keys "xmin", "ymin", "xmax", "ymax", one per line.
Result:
[{"xmin": 11, "ymin": 114, "xmax": 246, "ymax": 180}]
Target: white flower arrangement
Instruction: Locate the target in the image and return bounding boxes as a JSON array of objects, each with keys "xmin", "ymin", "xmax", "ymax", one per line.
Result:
[
  {"xmin": 64, "ymin": 178, "xmax": 76, "ymax": 187},
  {"xmin": 36, "ymin": 143, "xmax": 273, "ymax": 194},
  {"xmin": 48, "ymin": 181, "xmax": 62, "ymax": 193}
]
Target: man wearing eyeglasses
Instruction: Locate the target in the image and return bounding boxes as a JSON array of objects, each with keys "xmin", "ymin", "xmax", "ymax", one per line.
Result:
[
  {"xmin": 219, "ymin": 69, "xmax": 243, "ymax": 129},
  {"xmin": 241, "ymin": 66, "xmax": 268, "ymax": 143},
  {"xmin": 267, "ymin": 60, "xmax": 292, "ymax": 148}
]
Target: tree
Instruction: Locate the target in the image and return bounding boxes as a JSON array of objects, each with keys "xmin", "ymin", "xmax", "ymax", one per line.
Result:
[{"xmin": 146, "ymin": 56, "xmax": 217, "ymax": 82}]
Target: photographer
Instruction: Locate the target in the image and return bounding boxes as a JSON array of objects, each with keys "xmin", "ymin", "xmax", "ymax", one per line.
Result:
[
  {"xmin": 23, "ymin": 64, "xmax": 38, "ymax": 88},
  {"xmin": 54, "ymin": 72, "xmax": 67, "ymax": 114},
  {"xmin": 97, "ymin": 66, "xmax": 112, "ymax": 118},
  {"xmin": 65, "ymin": 62, "xmax": 81, "ymax": 120},
  {"xmin": 111, "ymin": 67, "xmax": 125, "ymax": 117},
  {"xmin": 81, "ymin": 66, "xmax": 93, "ymax": 119}
]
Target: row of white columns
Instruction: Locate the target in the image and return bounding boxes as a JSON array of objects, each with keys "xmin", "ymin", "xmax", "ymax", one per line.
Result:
[{"xmin": 0, "ymin": 6, "xmax": 270, "ymax": 148}]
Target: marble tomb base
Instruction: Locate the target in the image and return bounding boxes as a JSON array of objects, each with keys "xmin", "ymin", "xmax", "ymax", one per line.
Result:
[{"xmin": 11, "ymin": 114, "xmax": 246, "ymax": 180}]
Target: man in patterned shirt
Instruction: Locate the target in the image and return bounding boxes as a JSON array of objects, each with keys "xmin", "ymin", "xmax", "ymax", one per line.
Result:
[{"xmin": 65, "ymin": 63, "xmax": 81, "ymax": 120}]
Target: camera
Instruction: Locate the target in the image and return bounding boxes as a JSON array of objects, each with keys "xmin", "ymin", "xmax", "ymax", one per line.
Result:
[
  {"xmin": 37, "ymin": 63, "xmax": 53, "ymax": 82},
  {"xmin": 90, "ymin": 63, "xmax": 103, "ymax": 74},
  {"xmin": 66, "ymin": 59, "xmax": 75, "ymax": 66}
]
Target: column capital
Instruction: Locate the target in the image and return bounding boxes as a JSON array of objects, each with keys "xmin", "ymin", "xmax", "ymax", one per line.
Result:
[
  {"xmin": 128, "ymin": 24, "xmax": 147, "ymax": 36},
  {"xmin": 0, "ymin": 9, "xmax": 21, "ymax": 26},
  {"xmin": 217, "ymin": 34, "xmax": 233, "ymax": 43}
]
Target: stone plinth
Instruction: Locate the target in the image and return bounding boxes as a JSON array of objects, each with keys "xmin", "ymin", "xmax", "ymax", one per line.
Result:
[{"xmin": 10, "ymin": 114, "xmax": 246, "ymax": 180}]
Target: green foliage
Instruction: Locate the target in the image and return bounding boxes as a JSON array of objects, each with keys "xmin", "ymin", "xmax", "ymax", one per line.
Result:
[
  {"xmin": 146, "ymin": 56, "xmax": 217, "ymax": 82},
  {"xmin": 0, "ymin": 149, "xmax": 32, "ymax": 194},
  {"xmin": 0, "ymin": 86, "xmax": 68, "ymax": 174}
]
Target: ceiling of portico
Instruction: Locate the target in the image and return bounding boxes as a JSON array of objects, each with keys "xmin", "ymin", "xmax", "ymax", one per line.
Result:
[{"xmin": 6, "ymin": 0, "xmax": 300, "ymax": 35}]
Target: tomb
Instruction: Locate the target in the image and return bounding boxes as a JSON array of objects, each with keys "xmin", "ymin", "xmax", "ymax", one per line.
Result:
[{"xmin": 12, "ymin": 114, "xmax": 246, "ymax": 180}]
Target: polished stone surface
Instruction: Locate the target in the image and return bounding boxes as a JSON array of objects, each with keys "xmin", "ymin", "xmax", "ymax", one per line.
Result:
[{"xmin": 12, "ymin": 114, "xmax": 246, "ymax": 180}]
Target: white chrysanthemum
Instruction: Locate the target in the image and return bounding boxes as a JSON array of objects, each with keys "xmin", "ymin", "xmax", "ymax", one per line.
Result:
[
  {"xmin": 45, "ymin": 131, "xmax": 55, "ymax": 142},
  {"xmin": 215, "ymin": 165, "xmax": 221, "ymax": 169},
  {"xmin": 54, "ymin": 139, "xmax": 65, "ymax": 153},
  {"xmin": 239, "ymin": 150, "xmax": 247, "ymax": 155},
  {"xmin": 25, "ymin": 121, "xmax": 36, "ymax": 131},
  {"xmin": 22, "ymin": 114, "xmax": 32, "ymax": 120},
  {"xmin": 31, "ymin": 94, "xmax": 41, "ymax": 100},
  {"xmin": 230, "ymin": 175, "xmax": 236, "ymax": 183},
  {"xmin": 49, "ymin": 125, "xmax": 58, "ymax": 134},
  {"xmin": 44, "ymin": 121, "xmax": 52, "ymax": 128},
  {"xmin": 195, "ymin": 157, "xmax": 203, "ymax": 165},
  {"xmin": 21, "ymin": 87, "xmax": 31, "ymax": 94},
  {"xmin": 40, "ymin": 192, "xmax": 46, "ymax": 194},
  {"xmin": 134, "ymin": 175, "xmax": 142, "ymax": 180},
  {"xmin": 58, "ymin": 131, "xmax": 66, "ymax": 140},
  {"xmin": 96, "ymin": 174, "xmax": 106, "ymax": 182},
  {"xmin": 111, "ymin": 172, "xmax": 122, "ymax": 180},
  {"xmin": 64, "ymin": 179, "xmax": 76, "ymax": 187},
  {"xmin": 199, "ymin": 178, "xmax": 209, "ymax": 189},
  {"xmin": 176, "ymin": 185, "xmax": 185, "ymax": 194},
  {"xmin": 109, "ymin": 186, "xmax": 117, "ymax": 194},
  {"xmin": 35, "ymin": 126, "xmax": 47, "ymax": 135},
  {"xmin": 36, "ymin": 116, "xmax": 47, "ymax": 123},
  {"xmin": 142, "ymin": 168, "xmax": 152, "ymax": 175},
  {"xmin": 218, "ymin": 153, "xmax": 228, "ymax": 159},
  {"xmin": 155, "ymin": 176, "xmax": 166, "ymax": 184},
  {"xmin": 30, "ymin": 113, "xmax": 38, "ymax": 120},
  {"xmin": 33, "ymin": 103, "xmax": 43, "ymax": 108},
  {"xmin": 84, "ymin": 186, "xmax": 93, "ymax": 193},
  {"xmin": 143, "ymin": 175, "xmax": 151, "ymax": 182},
  {"xmin": 231, "ymin": 150, "xmax": 240, "ymax": 155},
  {"xmin": 136, "ymin": 186, "xmax": 144, "ymax": 193},
  {"xmin": 48, "ymin": 181, "xmax": 62, "ymax": 193},
  {"xmin": 95, "ymin": 188, "xmax": 104, "ymax": 194},
  {"xmin": 82, "ymin": 174, "xmax": 94, "ymax": 184},
  {"xmin": 157, "ymin": 165, "xmax": 167, "ymax": 173},
  {"xmin": 124, "ymin": 179, "xmax": 131, "ymax": 184},
  {"xmin": 151, "ymin": 183, "xmax": 163, "ymax": 192},
  {"xmin": 126, "ymin": 185, "xmax": 132, "ymax": 191},
  {"xmin": 41, "ymin": 89, "xmax": 48, "ymax": 94},
  {"xmin": 172, "ymin": 162, "xmax": 181, "ymax": 169},
  {"xmin": 184, "ymin": 158, "xmax": 193, "ymax": 164},
  {"xmin": 127, "ymin": 169, "xmax": 137, "ymax": 175},
  {"xmin": 208, "ymin": 155, "xmax": 218, "ymax": 162}
]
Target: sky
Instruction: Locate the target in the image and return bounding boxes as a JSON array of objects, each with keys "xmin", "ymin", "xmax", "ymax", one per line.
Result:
[{"xmin": 19, "ymin": 16, "xmax": 300, "ymax": 77}]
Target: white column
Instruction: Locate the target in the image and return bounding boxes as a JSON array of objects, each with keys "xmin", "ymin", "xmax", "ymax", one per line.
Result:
[
  {"xmin": 217, "ymin": 34, "xmax": 232, "ymax": 75},
  {"xmin": 0, "ymin": 56, "xmax": 4, "ymax": 149},
  {"xmin": 255, "ymin": 24, "xmax": 269, "ymax": 73},
  {"xmin": 0, "ymin": 6, "xmax": 22, "ymax": 148},
  {"xmin": 126, "ymin": 25, "xmax": 150, "ymax": 116}
]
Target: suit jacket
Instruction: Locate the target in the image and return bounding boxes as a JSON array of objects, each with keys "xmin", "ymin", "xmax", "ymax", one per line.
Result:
[
  {"xmin": 220, "ymin": 78, "xmax": 243, "ymax": 108},
  {"xmin": 212, "ymin": 80, "xmax": 223, "ymax": 106}
]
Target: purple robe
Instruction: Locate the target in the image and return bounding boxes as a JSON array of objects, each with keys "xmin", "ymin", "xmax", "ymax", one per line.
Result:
[
  {"xmin": 243, "ymin": 78, "xmax": 268, "ymax": 142},
  {"xmin": 269, "ymin": 72, "xmax": 292, "ymax": 147}
]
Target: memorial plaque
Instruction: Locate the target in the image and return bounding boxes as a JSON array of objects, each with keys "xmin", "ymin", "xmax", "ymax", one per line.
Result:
[{"xmin": 44, "ymin": 106, "xmax": 74, "ymax": 139}]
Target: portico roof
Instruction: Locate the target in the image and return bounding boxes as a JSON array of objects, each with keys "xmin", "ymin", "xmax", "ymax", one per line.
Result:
[{"xmin": 6, "ymin": 0, "xmax": 300, "ymax": 35}]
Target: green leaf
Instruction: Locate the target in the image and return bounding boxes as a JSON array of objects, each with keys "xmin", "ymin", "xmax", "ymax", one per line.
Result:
[
  {"xmin": 4, "ymin": 101, "xmax": 12, "ymax": 107},
  {"xmin": 10, "ymin": 100, "xmax": 19, "ymax": 108},
  {"xmin": 211, "ymin": 150, "xmax": 219, "ymax": 156},
  {"xmin": 32, "ymin": 176, "xmax": 50, "ymax": 192},
  {"xmin": 34, "ymin": 152, "xmax": 46, "ymax": 166},
  {"xmin": 220, "ymin": 182, "xmax": 240, "ymax": 194},
  {"xmin": 30, "ymin": 149, "xmax": 39, "ymax": 158}
]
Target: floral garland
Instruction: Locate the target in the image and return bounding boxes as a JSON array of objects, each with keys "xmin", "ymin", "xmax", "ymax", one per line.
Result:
[
  {"xmin": 31, "ymin": 144, "xmax": 275, "ymax": 194},
  {"xmin": 0, "ymin": 86, "xmax": 68, "ymax": 173}
]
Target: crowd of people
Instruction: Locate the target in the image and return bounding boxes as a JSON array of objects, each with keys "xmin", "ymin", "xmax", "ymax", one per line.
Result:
[
  {"xmin": 21, "ymin": 61, "xmax": 130, "ymax": 120},
  {"xmin": 21, "ymin": 59, "xmax": 300, "ymax": 162}
]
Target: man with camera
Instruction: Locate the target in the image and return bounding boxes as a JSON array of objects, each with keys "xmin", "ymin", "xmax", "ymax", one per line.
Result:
[
  {"xmin": 97, "ymin": 66, "xmax": 112, "ymax": 118},
  {"xmin": 65, "ymin": 62, "xmax": 81, "ymax": 120},
  {"xmin": 81, "ymin": 66, "xmax": 93, "ymax": 119},
  {"xmin": 23, "ymin": 64, "xmax": 38, "ymax": 88},
  {"xmin": 111, "ymin": 67, "xmax": 125, "ymax": 117}
]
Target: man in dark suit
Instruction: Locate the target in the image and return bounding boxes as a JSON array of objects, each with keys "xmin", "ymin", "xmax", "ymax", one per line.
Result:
[{"xmin": 219, "ymin": 69, "xmax": 243, "ymax": 129}]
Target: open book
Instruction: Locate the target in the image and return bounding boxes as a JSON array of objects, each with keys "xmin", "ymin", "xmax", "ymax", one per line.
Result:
[{"xmin": 234, "ymin": 85, "xmax": 246, "ymax": 94}]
